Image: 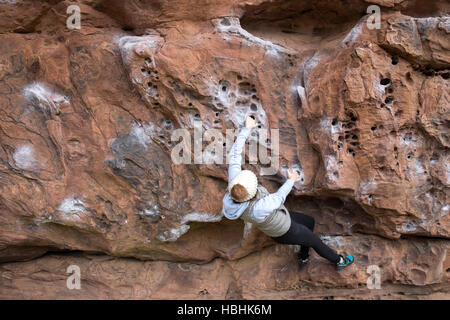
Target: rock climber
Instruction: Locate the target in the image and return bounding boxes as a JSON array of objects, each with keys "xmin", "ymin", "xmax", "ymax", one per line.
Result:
[{"xmin": 222, "ymin": 115, "xmax": 354, "ymax": 271}]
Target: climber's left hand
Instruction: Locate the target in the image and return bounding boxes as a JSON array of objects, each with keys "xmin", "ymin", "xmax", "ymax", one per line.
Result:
[{"xmin": 245, "ymin": 115, "xmax": 257, "ymax": 130}]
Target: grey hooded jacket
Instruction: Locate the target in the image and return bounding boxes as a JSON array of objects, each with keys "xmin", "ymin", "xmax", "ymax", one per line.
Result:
[{"xmin": 222, "ymin": 127, "xmax": 294, "ymax": 232}]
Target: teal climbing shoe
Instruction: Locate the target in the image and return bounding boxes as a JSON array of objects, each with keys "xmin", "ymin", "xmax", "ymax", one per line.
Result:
[{"xmin": 336, "ymin": 255, "xmax": 354, "ymax": 271}]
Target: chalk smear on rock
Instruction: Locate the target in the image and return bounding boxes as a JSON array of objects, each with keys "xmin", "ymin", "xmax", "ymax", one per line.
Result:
[{"xmin": 13, "ymin": 145, "xmax": 39, "ymax": 170}]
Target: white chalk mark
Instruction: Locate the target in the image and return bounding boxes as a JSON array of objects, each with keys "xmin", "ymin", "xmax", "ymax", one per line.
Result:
[
  {"xmin": 13, "ymin": 145, "xmax": 38, "ymax": 170},
  {"xmin": 58, "ymin": 196, "xmax": 87, "ymax": 221},
  {"xmin": 181, "ymin": 212, "xmax": 223, "ymax": 224},
  {"xmin": 157, "ymin": 225, "xmax": 190, "ymax": 242},
  {"xmin": 22, "ymin": 82, "xmax": 69, "ymax": 117},
  {"xmin": 213, "ymin": 17, "xmax": 292, "ymax": 57}
]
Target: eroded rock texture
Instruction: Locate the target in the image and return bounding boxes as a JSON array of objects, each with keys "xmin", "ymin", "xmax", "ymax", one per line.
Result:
[{"xmin": 0, "ymin": 0, "xmax": 449, "ymax": 299}]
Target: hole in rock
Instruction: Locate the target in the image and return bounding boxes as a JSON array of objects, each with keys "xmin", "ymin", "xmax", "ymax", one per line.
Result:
[
  {"xmin": 441, "ymin": 72, "xmax": 449, "ymax": 80},
  {"xmin": 404, "ymin": 132, "xmax": 412, "ymax": 141},
  {"xmin": 371, "ymin": 126, "xmax": 376, "ymax": 131},
  {"xmin": 249, "ymin": 115, "xmax": 255, "ymax": 120},
  {"xmin": 145, "ymin": 57, "xmax": 152, "ymax": 64},
  {"xmin": 331, "ymin": 118, "xmax": 337, "ymax": 126},
  {"xmin": 220, "ymin": 18, "xmax": 231, "ymax": 26},
  {"xmin": 406, "ymin": 72, "xmax": 413, "ymax": 83},
  {"xmin": 385, "ymin": 96, "xmax": 394, "ymax": 104},
  {"xmin": 122, "ymin": 26, "xmax": 134, "ymax": 31},
  {"xmin": 250, "ymin": 103, "xmax": 258, "ymax": 111},
  {"xmin": 380, "ymin": 78, "xmax": 391, "ymax": 86},
  {"xmin": 215, "ymin": 112, "xmax": 219, "ymax": 117},
  {"xmin": 391, "ymin": 56, "xmax": 398, "ymax": 65},
  {"xmin": 352, "ymin": 135, "xmax": 358, "ymax": 140}
]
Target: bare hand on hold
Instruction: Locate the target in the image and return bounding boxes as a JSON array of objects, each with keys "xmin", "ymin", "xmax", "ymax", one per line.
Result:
[
  {"xmin": 245, "ymin": 115, "xmax": 257, "ymax": 130},
  {"xmin": 287, "ymin": 168, "xmax": 300, "ymax": 182}
]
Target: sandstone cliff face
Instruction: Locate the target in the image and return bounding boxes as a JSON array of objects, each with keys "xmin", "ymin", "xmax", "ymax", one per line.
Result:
[{"xmin": 0, "ymin": 0, "xmax": 449, "ymax": 299}]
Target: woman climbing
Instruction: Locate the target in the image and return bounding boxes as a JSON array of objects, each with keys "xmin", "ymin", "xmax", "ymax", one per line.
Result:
[{"xmin": 222, "ymin": 115, "xmax": 354, "ymax": 270}]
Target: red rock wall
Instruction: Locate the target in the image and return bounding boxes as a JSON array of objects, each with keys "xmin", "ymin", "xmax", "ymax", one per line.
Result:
[{"xmin": 0, "ymin": 0, "xmax": 449, "ymax": 299}]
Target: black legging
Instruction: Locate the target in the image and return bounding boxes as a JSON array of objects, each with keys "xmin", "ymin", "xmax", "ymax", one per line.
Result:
[{"xmin": 271, "ymin": 211, "xmax": 340, "ymax": 264}]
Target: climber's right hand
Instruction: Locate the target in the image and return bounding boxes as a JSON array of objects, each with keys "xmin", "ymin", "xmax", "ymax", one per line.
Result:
[
  {"xmin": 245, "ymin": 115, "xmax": 257, "ymax": 130},
  {"xmin": 287, "ymin": 168, "xmax": 300, "ymax": 182}
]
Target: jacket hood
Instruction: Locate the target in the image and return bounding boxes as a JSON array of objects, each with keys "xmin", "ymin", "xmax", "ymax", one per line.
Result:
[{"xmin": 222, "ymin": 192, "xmax": 250, "ymax": 220}]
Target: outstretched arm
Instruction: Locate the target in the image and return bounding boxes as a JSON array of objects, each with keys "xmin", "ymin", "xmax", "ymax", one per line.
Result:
[
  {"xmin": 250, "ymin": 169, "xmax": 300, "ymax": 222},
  {"xmin": 228, "ymin": 116, "xmax": 257, "ymax": 183}
]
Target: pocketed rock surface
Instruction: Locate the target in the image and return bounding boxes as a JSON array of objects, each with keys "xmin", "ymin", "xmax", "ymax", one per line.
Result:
[{"xmin": 0, "ymin": 0, "xmax": 449, "ymax": 299}]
